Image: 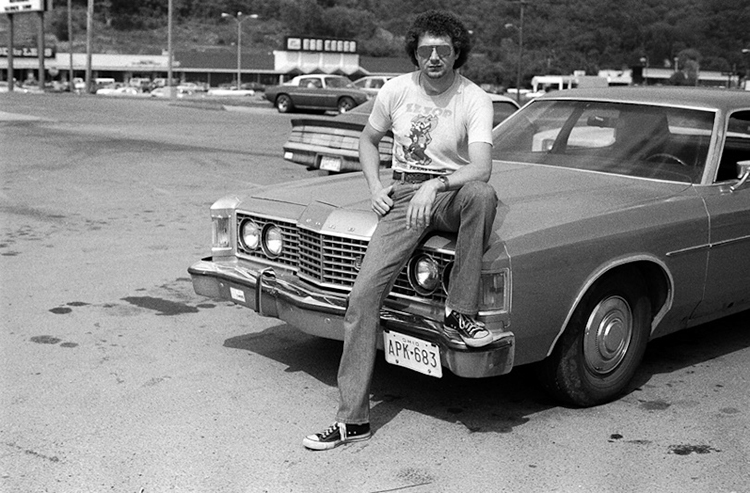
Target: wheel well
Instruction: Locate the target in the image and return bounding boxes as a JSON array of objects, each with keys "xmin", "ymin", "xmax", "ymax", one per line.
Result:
[
  {"xmin": 546, "ymin": 260, "xmax": 671, "ymax": 358},
  {"xmin": 594, "ymin": 261, "xmax": 669, "ymax": 324}
]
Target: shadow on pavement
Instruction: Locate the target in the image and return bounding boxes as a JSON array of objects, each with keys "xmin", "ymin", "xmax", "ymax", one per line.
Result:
[
  {"xmin": 224, "ymin": 325, "xmax": 554, "ymax": 435},
  {"xmin": 224, "ymin": 309, "xmax": 749, "ymax": 434}
]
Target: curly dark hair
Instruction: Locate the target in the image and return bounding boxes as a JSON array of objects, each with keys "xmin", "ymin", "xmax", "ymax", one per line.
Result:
[{"xmin": 404, "ymin": 10, "xmax": 472, "ymax": 70}]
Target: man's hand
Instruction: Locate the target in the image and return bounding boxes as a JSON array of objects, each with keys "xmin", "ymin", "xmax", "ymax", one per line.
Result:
[
  {"xmin": 371, "ymin": 184, "xmax": 394, "ymax": 216},
  {"xmin": 406, "ymin": 180, "xmax": 441, "ymax": 230}
]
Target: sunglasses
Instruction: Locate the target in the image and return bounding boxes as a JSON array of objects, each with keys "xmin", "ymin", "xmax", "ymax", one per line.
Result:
[{"xmin": 416, "ymin": 45, "xmax": 453, "ymax": 59}]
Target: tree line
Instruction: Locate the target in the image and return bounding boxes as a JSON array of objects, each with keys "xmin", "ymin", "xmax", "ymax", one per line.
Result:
[{"xmin": 8, "ymin": 0, "xmax": 750, "ymax": 88}]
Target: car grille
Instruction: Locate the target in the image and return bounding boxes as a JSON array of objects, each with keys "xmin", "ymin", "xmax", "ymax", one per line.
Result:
[{"xmin": 236, "ymin": 212, "xmax": 449, "ymax": 303}]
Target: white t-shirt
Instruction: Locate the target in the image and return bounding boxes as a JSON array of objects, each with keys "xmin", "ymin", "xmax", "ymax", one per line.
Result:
[{"xmin": 368, "ymin": 71, "xmax": 493, "ymax": 174}]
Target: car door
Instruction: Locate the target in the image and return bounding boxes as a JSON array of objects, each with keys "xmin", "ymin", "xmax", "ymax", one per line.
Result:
[
  {"xmin": 294, "ymin": 77, "xmax": 324, "ymax": 107},
  {"xmin": 693, "ymin": 110, "xmax": 750, "ymax": 318}
]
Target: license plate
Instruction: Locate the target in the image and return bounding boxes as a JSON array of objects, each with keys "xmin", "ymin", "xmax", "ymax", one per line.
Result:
[
  {"xmin": 319, "ymin": 155, "xmax": 342, "ymax": 171},
  {"xmin": 383, "ymin": 330, "xmax": 442, "ymax": 378}
]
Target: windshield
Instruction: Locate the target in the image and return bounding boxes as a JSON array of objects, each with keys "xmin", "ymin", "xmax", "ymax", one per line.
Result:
[{"xmin": 492, "ymin": 100, "xmax": 715, "ymax": 183}]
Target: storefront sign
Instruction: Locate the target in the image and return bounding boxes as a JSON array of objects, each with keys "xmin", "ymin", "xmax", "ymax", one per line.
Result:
[
  {"xmin": 0, "ymin": 0, "xmax": 52, "ymax": 14},
  {"xmin": 0, "ymin": 46, "xmax": 55, "ymax": 57},
  {"xmin": 285, "ymin": 36, "xmax": 357, "ymax": 54}
]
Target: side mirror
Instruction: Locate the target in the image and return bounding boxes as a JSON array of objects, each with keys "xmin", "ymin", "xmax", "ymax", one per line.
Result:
[{"xmin": 730, "ymin": 160, "xmax": 750, "ymax": 192}]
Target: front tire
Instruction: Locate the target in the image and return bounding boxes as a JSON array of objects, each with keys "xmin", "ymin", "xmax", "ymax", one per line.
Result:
[
  {"xmin": 276, "ymin": 94, "xmax": 293, "ymax": 113},
  {"xmin": 537, "ymin": 271, "xmax": 652, "ymax": 407}
]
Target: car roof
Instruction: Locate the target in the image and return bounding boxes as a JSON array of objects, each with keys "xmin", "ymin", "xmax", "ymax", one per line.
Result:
[{"xmin": 539, "ymin": 86, "xmax": 750, "ymax": 112}]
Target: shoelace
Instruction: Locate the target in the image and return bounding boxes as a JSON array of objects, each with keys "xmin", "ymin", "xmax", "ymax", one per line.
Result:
[
  {"xmin": 457, "ymin": 313, "xmax": 486, "ymax": 337},
  {"xmin": 319, "ymin": 423, "xmax": 343, "ymax": 439}
]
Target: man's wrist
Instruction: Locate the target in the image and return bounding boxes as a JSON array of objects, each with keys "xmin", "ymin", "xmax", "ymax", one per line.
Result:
[{"xmin": 437, "ymin": 175, "xmax": 449, "ymax": 191}]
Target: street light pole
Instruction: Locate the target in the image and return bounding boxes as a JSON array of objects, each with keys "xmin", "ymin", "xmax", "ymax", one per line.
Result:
[
  {"xmin": 168, "ymin": 0, "xmax": 174, "ymax": 98},
  {"xmin": 221, "ymin": 12, "xmax": 258, "ymax": 90},
  {"xmin": 516, "ymin": 1, "xmax": 525, "ymax": 105},
  {"xmin": 505, "ymin": 1, "xmax": 526, "ymax": 104}
]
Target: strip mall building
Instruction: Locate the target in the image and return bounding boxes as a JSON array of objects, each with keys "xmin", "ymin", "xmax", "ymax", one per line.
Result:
[{"xmin": 0, "ymin": 36, "xmax": 416, "ymax": 87}]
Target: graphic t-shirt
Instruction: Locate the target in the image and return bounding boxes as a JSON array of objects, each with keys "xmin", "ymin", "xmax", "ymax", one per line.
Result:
[{"xmin": 368, "ymin": 72, "xmax": 493, "ymax": 174}]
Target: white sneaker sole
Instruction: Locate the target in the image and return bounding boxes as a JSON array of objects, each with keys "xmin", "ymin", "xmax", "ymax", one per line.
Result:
[{"xmin": 302, "ymin": 432, "xmax": 371, "ymax": 451}]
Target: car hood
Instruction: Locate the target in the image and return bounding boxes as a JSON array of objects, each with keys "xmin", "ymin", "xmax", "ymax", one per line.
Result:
[{"xmin": 235, "ymin": 162, "xmax": 691, "ymax": 243}]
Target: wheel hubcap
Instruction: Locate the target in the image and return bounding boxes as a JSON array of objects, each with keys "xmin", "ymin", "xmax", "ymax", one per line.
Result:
[{"xmin": 583, "ymin": 296, "xmax": 633, "ymax": 374}]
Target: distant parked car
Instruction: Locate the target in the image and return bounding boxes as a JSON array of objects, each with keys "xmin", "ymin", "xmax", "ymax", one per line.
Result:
[
  {"xmin": 241, "ymin": 82, "xmax": 266, "ymax": 92},
  {"xmin": 351, "ymin": 74, "xmax": 398, "ymax": 96},
  {"xmin": 207, "ymin": 86, "xmax": 256, "ymax": 97},
  {"xmin": 72, "ymin": 77, "xmax": 86, "ymax": 91},
  {"xmin": 0, "ymin": 81, "xmax": 29, "ymax": 93},
  {"xmin": 189, "ymin": 87, "xmax": 750, "ymax": 407},
  {"xmin": 282, "ymin": 93, "xmax": 519, "ymax": 173},
  {"xmin": 264, "ymin": 74, "xmax": 370, "ymax": 114},
  {"xmin": 177, "ymin": 82, "xmax": 208, "ymax": 93},
  {"xmin": 149, "ymin": 87, "xmax": 191, "ymax": 98},
  {"xmin": 95, "ymin": 84, "xmax": 122, "ymax": 95},
  {"xmin": 97, "ymin": 85, "xmax": 147, "ymax": 97}
]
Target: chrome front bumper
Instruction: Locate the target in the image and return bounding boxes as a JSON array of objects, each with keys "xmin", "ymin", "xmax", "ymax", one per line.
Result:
[{"xmin": 188, "ymin": 257, "xmax": 515, "ymax": 378}]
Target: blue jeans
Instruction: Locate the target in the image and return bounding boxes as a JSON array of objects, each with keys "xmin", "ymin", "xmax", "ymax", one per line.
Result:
[{"xmin": 336, "ymin": 181, "xmax": 498, "ymax": 424}]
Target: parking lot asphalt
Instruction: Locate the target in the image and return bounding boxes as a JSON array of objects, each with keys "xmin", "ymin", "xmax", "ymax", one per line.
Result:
[{"xmin": 1, "ymin": 92, "xmax": 749, "ymax": 493}]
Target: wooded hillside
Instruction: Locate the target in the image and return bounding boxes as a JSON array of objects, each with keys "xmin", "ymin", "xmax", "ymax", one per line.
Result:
[{"xmin": 4, "ymin": 0, "xmax": 749, "ymax": 87}]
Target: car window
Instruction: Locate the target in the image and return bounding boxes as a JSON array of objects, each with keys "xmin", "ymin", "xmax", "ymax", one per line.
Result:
[
  {"xmin": 716, "ymin": 110, "xmax": 750, "ymax": 182},
  {"xmin": 326, "ymin": 77, "xmax": 353, "ymax": 88},
  {"xmin": 492, "ymin": 101, "xmax": 519, "ymax": 126},
  {"xmin": 493, "ymin": 100, "xmax": 715, "ymax": 183},
  {"xmin": 300, "ymin": 78, "xmax": 322, "ymax": 89}
]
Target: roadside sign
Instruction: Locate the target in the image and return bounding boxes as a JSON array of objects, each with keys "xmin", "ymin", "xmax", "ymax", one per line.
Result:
[{"xmin": 0, "ymin": 0, "xmax": 52, "ymax": 14}]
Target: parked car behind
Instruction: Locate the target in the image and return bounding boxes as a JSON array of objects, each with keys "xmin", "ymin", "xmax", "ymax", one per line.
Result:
[
  {"xmin": 0, "ymin": 81, "xmax": 29, "ymax": 93},
  {"xmin": 190, "ymin": 87, "xmax": 750, "ymax": 407},
  {"xmin": 207, "ymin": 86, "xmax": 256, "ymax": 97},
  {"xmin": 351, "ymin": 74, "xmax": 398, "ymax": 96},
  {"xmin": 282, "ymin": 93, "xmax": 519, "ymax": 173},
  {"xmin": 264, "ymin": 74, "xmax": 370, "ymax": 114}
]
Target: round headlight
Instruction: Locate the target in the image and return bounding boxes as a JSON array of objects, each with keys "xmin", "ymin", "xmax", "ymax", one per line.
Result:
[
  {"xmin": 408, "ymin": 255, "xmax": 440, "ymax": 296},
  {"xmin": 240, "ymin": 220, "xmax": 261, "ymax": 251},
  {"xmin": 263, "ymin": 225, "xmax": 283, "ymax": 257}
]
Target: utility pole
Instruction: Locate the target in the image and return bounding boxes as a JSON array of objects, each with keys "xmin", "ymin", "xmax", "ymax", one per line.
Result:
[
  {"xmin": 221, "ymin": 12, "xmax": 258, "ymax": 90},
  {"xmin": 85, "ymin": 0, "xmax": 93, "ymax": 93},
  {"xmin": 6, "ymin": 13, "xmax": 13, "ymax": 92},
  {"xmin": 68, "ymin": 0, "xmax": 74, "ymax": 92},
  {"xmin": 516, "ymin": 1, "xmax": 526, "ymax": 104},
  {"xmin": 168, "ymin": 0, "xmax": 173, "ymax": 98},
  {"xmin": 37, "ymin": 9, "xmax": 45, "ymax": 89}
]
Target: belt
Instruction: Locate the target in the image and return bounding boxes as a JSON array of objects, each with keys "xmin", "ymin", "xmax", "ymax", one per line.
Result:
[{"xmin": 392, "ymin": 171, "xmax": 439, "ymax": 184}]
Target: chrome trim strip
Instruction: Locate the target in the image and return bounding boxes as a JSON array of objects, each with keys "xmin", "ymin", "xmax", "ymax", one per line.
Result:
[
  {"xmin": 711, "ymin": 233, "xmax": 750, "ymax": 248},
  {"xmin": 667, "ymin": 233, "xmax": 750, "ymax": 257},
  {"xmin": 666, "ymin": 243, "xmax": 710, "ymax": 257}
]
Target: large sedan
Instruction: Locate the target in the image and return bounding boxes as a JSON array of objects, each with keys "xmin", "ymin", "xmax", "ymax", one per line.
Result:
[
  {"xmin": 189, "ymin": 87, "xmax": 750, "ymax": 406},
  {"xmin": 282, "ymin": 94, "xmax": 520, "ymax": 173},
  {"xmin": 264, "ymin": 74, "xmax": 370, "ymax": 114}
]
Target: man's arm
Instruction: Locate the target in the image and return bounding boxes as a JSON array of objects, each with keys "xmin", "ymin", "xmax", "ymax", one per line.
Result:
[
  {"xmin": 359, "ymin": 122, "xmax": 393, "ymax": 216},
  {"xmin": 406, "ymin": 141, "xmax": 493, "ymax": 230}
]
